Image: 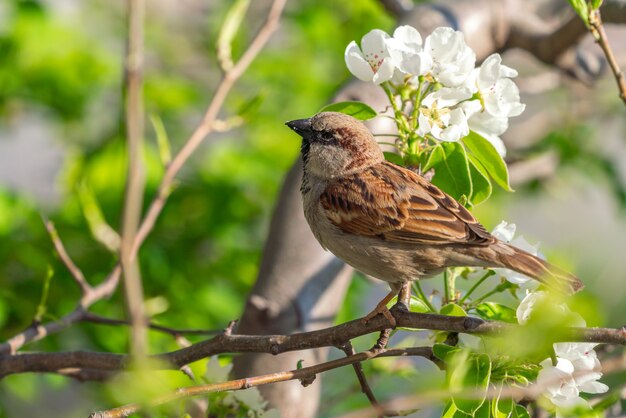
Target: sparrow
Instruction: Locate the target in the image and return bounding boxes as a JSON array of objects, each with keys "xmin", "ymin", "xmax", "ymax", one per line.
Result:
[{"xmin": 286, "ymin": 112, "xmax": 584, "ymax": 324}]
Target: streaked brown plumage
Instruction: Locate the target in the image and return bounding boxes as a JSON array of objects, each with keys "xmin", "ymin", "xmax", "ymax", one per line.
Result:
[{"xmin": 286, "ymin": 112, "xmax": 583, "ymax": 322}]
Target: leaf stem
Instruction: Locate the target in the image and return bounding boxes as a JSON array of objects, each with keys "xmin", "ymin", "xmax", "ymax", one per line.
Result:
[
  {"xmin": 412, "ymin": 281, "xmax": 436, "ymax": 312},
  {"xmin": 459, "ymin": 270, "xmax": 496, "ymax": 304}
]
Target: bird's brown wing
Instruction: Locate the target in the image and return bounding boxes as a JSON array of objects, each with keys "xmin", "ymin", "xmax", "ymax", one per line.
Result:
[{"xmin": 320, "ymin": 161, "xmax": 494, "ymax": 246}]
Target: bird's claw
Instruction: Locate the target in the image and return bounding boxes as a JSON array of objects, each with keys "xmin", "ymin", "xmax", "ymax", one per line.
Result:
[{"xmin": 362, "ymin": 305, "xmax": 397, "ymax": 328}]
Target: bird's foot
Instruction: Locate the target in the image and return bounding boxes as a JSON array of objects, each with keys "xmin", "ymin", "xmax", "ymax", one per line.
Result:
[{"xmin": 362, "ymin": 304, "xmax": 397, "ymax": 328}]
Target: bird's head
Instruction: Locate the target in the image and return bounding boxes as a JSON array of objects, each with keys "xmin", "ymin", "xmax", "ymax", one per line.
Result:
[{"xmin": 286, "ymin": 112, "xmax": 383, "ymax": 178}]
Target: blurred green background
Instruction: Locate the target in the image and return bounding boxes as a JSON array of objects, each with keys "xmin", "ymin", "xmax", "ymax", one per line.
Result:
[{"xmin": 0, "ymin": 0, "xmax": 624, "ymax": 417}]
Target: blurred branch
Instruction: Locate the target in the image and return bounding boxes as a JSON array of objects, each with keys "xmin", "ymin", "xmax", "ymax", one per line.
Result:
[
  {"xmin": 88, "ymin": 347, "xmax": 434, "ymax": 418},
  {"xmin": 43, "ymin": 219, "xmax": 92, "ymax": 295},
  {"xmin": 81, "ymin": 312, "xmax": 222, "ymax": 337},
  {"xmin": 588, "ymin": 8, "xmax": 626, "ymax": 106},
  {"xmin": 377, "ymin": 0, "xmax": 413, "ymax": 17},
  {"xmin": 340, "ymin": 342, "xmax": 386, "ymax": 418},
  {"xmin": 0, "ymin": 266, "xmax": 122, "ymax": 355},
  {"xmin": 342, "ymin": 355, "xmax": 626, "ymax": 418},
  {"xmin": 1, "ymin": 310, "xmax": 623, "ymax": 378},
  {"xmin": 1, "ymin": 0, "xmax": 286, "ymax": 358},
  {"xmin": 130, "ymin": 0, "xmax": 287, "ymax": 258},
  {"xmin": 121, "ymin": 0, "xmax": 147, "ymax": 360}
]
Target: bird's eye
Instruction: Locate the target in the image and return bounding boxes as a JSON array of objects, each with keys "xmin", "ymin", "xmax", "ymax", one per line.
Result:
[{"xmin": 319, "ymin": 130, "xmax": 334, "ymax": 142}]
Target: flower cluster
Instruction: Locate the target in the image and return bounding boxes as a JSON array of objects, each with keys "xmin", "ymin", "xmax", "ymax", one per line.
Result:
[
  {"xmin": 345, "ymin": 26, "xmax": 525, "ymax": 154},
  {"xmin": 517, "ymin": 292, "xmax": 608, "ymax": 411}
]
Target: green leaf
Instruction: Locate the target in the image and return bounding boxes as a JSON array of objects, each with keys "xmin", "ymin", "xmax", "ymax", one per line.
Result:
[
  {"xmin": 149, "ymin": 114, "xmax": 172, "ymax": 166},
  {"xmin": 237, "ymin": 93, "xmax": 265, "ymax": 119},
  {"xmin": 216, "ymin": 0, "xmax": 251, "ymax": 71},
  {"xmin": 440, "ymin": 303, "xmax": 467, "ymax": 317},
  {"xmin": 77, "ymin": 182, "xmax": 121, "ymax": 252},
  {"xmin": 464, "ymin": 131, "xmax": 512, "ymax": 192},
  {"xmin": 512, "ymin": 405, "xmax": 530, "ymax": 418},
  {"xmin": 450, "ymin": 353, "xmax": 492, "ymax": 414},
  {"xmin": 442, "ymin": 401, "xmax": 472, "ymax": 418},
  {"xmin": 468, "ymin": 158, "xmax": 492, "ymax": 206},
  {"xmin": 433, "ymin": 343, "xmax": 461, "ymax": 361},
  {"xmin": 568, "ymin": 0, "xmax": 589, "ymax": 23},
  {"xmin": 296, "ymin": 359, "xmax": 304, "ymax": 369},
  {"xmin": 34, "ymin": 266, "xmax": 54, "ymax": 322},
  {"xmin": 590, "ymin": 0, "xmax": 603, "ymax": 9},
  {"xmin": 409, "ymin": 296, "xmax": 431, "ymax": 313},
  {"xmin": 318, "ymin": 101, "xmax": 377, "ymax": 120},
  {"xmin": 474, "ymin": 401, "xmax": 490, "ymax": 418},
  {"xmin": 423, "ymin": 142, "xmax": 472, "ymax": 202},
  {"xmin": 475, "ymin": 302, "xmax": 516, "ymax": 323},
  {"xmin": 383, "ymin": 151, "xmax": 404, "ymax": 166}
]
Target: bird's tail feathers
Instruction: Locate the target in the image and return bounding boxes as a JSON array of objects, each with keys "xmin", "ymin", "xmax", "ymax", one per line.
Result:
[{"xmin": 493, "ymin": 243, "xmax": 584, "ymax": 294}]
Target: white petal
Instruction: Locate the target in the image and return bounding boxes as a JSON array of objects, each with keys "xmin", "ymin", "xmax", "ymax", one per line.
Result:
[
  {"xmin": 385, "ymin": 38, "xmax": 408, "ymax": 66},
  {"xmin": 492, "ymin": 221, "xmax": 516, "ymax": 242},
  {"xmin": 372, "ymin": 57, "xmax": 396, "ymax": 84},
  {"xmin": 433, "ymin": 87, "xmax": 472, "ymax": 107},
  {"xmin": 510, "ymin": 235, "xmax": 539, "ymax": 256},
  {"xmin": 555, "ymin": 358, "xmax": 576, "ymax": 374},
  {"xmin": 579, "ymin": 380, "xmax": 609, "ymax": 394},
  {"xmin": 345, "ymin": 41, "xmax": 375, "ymax": 82},
  {"xmin": 461, "ymin": 100, "xmax": 482, "ymax": 118},
  {"xmin": 430, "ymin": 123, "xmax": 443, "ymax": 140},
  {"xmin": 425, "ymin": 27, "xmax": 460, "ymax": 63},
  {"xmin": 517, "ymin": 291, "xmax": 546, "ymax": 324},
  {"xmin": 417, "ymin": 113, "xmax": 431, "ymax": 136},
  {"xmin": 485, "ymin": 78, "xmax": 525, "ymax": 117},
  {"xmin": 393, "ymin": 25, "xmax": 423, "ymax": 49},
  {"xmin": 468, "ymin": 112, "xmax": 509, "ymax": 136},
  {"xmin": 404, "ymin": 51, "xmax": 433, "ymax": 76},
  {"xmin": 361, "ymin": 29, "xmax": 390, "ymax": 55}
]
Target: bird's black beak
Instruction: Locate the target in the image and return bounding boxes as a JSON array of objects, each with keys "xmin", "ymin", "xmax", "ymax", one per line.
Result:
[{"xmin": 286, "ymin": 118, "xmax": 312, "ymax": 137}]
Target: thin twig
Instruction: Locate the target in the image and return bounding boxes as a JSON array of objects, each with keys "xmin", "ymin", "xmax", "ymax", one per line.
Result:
[
  {"xmin": 0, "ymin": 265, "xmax": 122, "ymax": 355},
  {"xmin": 588, "ymin": 8, "xmax": 626, "ymax": 106},
  {"xmin": 129, "ymin": 0, "xmax": 287, "ymax": 259},
  {"xmin": 120, "ymin": 0, "xmax": 147, "ymax": 359},
  {"xmin": 88, "ymin": 347, "xmax": 434, "ymax": 418},
  {"xmin": 43, "ymin": 219, "xmax": 92, "ymax": 295},
  {"xmin": 1, "ymin": 0, "xmax": 286, "ymax": 358},
  {"xmin": 340, "ymin": 355, "xmax": 626, "ymax": 418},
  {"xmin": 81, "ymin": 312, "xmax": 223, "ymax": 337},
  {"xmin": 340, "ymin": 342, "xmax": 385, "ymax": 418}
]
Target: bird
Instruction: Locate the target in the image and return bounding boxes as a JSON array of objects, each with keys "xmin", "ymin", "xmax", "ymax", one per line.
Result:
[{"xmin": 285, "ymin": 111, "xmax": 584, "ymax": 324}]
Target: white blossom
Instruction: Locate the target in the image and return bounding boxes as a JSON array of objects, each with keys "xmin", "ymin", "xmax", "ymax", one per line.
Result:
[
  {"xmin": 517, "ymin": 293, "xmax": 608, "ymax": 411},
  {"xmin": 417, "ymin": 87, "xmax": 472, "ymax": 142},
  {"xmin": 516, "ymin": 290, "xmax": 546, "ymax": 325},
  {"xmin": 467, "ymin": 54, "xmax": 525, "ymax": 118},
  {"xmin": 538, "ymin": 358, "xmax": 586, "ymax": 408},
  {"xmin": 554, "ymin": 342, "xmax": 609, "ymax": 394},
  {"xmin": 460, "ymin": 100, "xmax": 508, "ymax": 156},
  {"xmin": 345, "ymin": 29, "xmax": 396, "ymax": 85},
  {"xmin": 491, "ymin": 221, "xmax": 541, "ymax": 287},
  {"xmin": 385, "ymin": 25, "xmax": 432, "ymax": 77},
  {"xmin": 423, "ymin": 27, "xmax": 476, "ymax": 86}
]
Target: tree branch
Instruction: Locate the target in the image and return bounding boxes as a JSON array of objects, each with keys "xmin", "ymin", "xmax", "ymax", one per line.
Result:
[
  {"xmin": 44, "ymin": 219, "xmax": 92, "ymax": 295},
  {"xmin": 1, "ymin": 311, "xmax": 623, "ymax": 378},
  {"xmin": 588, "ymin": 8, "xmax": 626, "ymax": 106},
  {"xmin": 0, "ymin": 265, "xmax": 121, "ymax": 355},
  {"xmin": 120, "ymin": 0, "xmax": 148, "ymax": 360},
  {"xmin": 88, "ymin": 347, "xmax": 435, "ymax": 418},
  {"xmin": 1, "ymin": 0, "xmax": 287, "ymax": 357},
  {"xmin": 81, "ymin": 312, "xmax": 222, "ymax": 337},
  {"xmin": 129, "ymin": 0, "xmax": 288, "ymax": 259}
]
